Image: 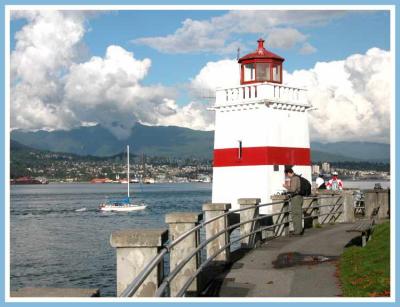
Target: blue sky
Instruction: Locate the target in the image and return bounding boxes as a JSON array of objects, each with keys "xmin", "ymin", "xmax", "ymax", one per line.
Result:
[
  {"xmin": 89, "ymin": 10, "xmax": 389, "ymax": 86},
  {"xmin": 9, "ymin": 9, "xmax": 391, "ymax": 143},
  {"xmin": 10, "ymin": 10, "xmax": 390, "ymax": 87}
]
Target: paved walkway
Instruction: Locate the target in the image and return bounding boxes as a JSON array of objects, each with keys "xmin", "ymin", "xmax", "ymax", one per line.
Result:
[{"xmin": 217, "ymin": 223, "xmax": 359, "ymax": 297}]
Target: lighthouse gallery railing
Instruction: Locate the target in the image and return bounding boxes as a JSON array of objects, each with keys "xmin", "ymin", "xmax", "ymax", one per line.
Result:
[
  {"xmin": 215, "ymin": 83, "xmax": 307, "ymax": 107},
  {"xmin": 117, "ymin": 194, "xmax": 345, "ymax": 297}
]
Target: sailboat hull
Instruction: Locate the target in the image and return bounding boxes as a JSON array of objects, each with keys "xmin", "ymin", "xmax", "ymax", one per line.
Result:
[{"xmin": 99, "ymin": 204, "xmax": 146, "ymax": 212}]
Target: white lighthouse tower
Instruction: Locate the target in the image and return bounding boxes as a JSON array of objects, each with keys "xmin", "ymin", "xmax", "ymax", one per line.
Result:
[{"xmin": 211, "ymin": 39, "xmax": 312, "ymax": 213}]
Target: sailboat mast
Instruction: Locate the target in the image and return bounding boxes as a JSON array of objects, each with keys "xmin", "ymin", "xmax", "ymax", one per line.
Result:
[{"xmin": 127, "ymin": 145, "xmax": 130, "ymax": 198}]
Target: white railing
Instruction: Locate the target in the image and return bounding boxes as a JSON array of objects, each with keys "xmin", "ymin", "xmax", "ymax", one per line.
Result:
[{"xmin": 215, "ymin": 83, "xmax": 307, "ymax": 107}]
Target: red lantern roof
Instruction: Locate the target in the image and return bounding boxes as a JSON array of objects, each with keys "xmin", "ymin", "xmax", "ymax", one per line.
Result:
[{"xmin": 238, "ymin": 38, "xmax": 284, "ymax": 63}]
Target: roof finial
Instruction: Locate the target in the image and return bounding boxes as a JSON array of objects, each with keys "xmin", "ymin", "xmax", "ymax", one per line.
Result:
[{"xmin": 257, "ymin": 38, "xmax": 265, "ymax": 50}]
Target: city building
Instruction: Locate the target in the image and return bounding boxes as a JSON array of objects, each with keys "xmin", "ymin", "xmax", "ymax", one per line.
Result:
[
  {"xmin": 322, "ymin": 162, "xmax": 331, "ymax": 174},
  {"xmin": 312, "ymin": 164, "xmax": 320, "ymax": 175}
]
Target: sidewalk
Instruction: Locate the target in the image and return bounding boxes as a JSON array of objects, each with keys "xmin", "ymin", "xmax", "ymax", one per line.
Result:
[{"xmin": 217, "ymin": 223, "xmax": 358, "ymax": 297}]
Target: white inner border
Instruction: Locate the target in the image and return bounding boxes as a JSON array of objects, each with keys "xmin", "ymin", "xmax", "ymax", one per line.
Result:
[{"xmin": 4, "ymin": 4, "xmax": 396, "ymax": 303}]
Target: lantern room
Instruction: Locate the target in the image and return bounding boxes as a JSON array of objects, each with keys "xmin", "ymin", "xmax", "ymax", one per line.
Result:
[{"xmin": 238, "ymin": 38, "xmax": 284, "ymax": 85}]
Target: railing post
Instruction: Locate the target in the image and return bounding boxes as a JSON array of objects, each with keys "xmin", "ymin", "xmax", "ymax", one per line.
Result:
[
  {"xmin": 202, "ymin": 203, "xmax": 231, "ymax": 263},
  {"xmin": 110, "ymin": 229, "xmax": 168, "ymax": 297},
  {"xmin": 364, "ymin": 189, "xmax": 390, "ymax": 219},
  {"xmin": 312, "ymin": 197, "xmax": 320, "ymax": 227},
  {"xmin": 165, "ymin": 212, "xmax": 202, "ymax": 297},
  {"xmin": 341, "ymin": 190, "xmax": 356, "ymax": 223},
  {"xmin": 270, "ymin": 195, "xmax": 289, "ymax": 237},
  {"xmin": 238, "ymin": 198, "xmax": 261, "ymax": 248},
  {"xmin": 378, "ymin": 189, "xmax": 390, "ymax": 219},
  {"xmin": 364, "ymin": 189, "xmax": 378, "ymax": 218}
]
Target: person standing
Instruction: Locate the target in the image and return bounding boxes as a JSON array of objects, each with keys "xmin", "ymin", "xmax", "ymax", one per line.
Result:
[
  {"xmin": 326, "ymin": 171, "xmax": 343, "ymax": 191},
  {"xmin": 283, "ymin": 168, "xmax": 303, "ymax": 235}
]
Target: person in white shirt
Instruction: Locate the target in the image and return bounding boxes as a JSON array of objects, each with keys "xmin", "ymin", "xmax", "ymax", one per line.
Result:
[{"xmin": 316, "ymin": 174, "xmax": 326, "ymax": 189}]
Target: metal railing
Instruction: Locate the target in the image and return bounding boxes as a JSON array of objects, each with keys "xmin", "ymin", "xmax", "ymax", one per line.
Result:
[{"xmin": 120, "ymin": 194, "xmax": 344, "ymax": 297}]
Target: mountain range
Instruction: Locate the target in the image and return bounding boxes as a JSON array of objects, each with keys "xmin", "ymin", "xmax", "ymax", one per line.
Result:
[{"xmin": 11, "ymin": 123, "xmax": 390, "ymax": 162}]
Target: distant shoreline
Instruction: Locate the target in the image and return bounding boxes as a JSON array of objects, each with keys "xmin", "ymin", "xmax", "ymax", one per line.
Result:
[{"xmin": 10, "ymin": 179, "xmax": 390, "ymax": 185}]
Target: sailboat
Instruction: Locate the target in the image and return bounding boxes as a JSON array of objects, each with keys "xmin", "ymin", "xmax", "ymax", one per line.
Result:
[{"xmin": 99, "ymin": 145, "xmax": 146, "ymax": 212}]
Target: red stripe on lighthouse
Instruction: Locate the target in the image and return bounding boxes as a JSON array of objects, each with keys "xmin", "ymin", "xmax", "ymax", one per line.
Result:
[{"xmin": 213, "ymin": 146, "xmax": 311, "ymax": 167}]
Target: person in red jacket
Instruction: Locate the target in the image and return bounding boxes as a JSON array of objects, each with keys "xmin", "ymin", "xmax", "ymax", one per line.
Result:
[{"xmin": 326, "ymin": 171, "xmax": 343, "ymax": 191}]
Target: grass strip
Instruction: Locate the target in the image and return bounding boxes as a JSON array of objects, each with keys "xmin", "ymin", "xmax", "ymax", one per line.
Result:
[{"xmin": 338, "ymin": 221, "xmax": 390, "ymax": 297}]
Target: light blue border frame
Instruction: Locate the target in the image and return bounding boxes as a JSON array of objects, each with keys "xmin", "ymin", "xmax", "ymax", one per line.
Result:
[{"xmin": 1, "ymin": 0, "xmax": 398, "ymax": 305}]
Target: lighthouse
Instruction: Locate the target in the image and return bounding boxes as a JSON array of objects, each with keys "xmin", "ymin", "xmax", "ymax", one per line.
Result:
[{"xmin": 211, "ymin": 39, "xmax": 312, "ymax": 214}]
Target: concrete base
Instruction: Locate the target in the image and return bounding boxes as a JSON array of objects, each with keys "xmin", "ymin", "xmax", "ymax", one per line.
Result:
[
  {"xmin": 10, "ymin": 288, "xmax": 100, "ymax": 297},
  {"xmin": 166, "ymin": 212, "xmax": 201, "ymax": 296},
  {"xmin": 203, "ymin": 203, "xmax": 231, "ymax": 262},
  {"xmin": 239, "ymin": 198, "xmax": 261, "ymax": 248},
  {"xmin": 110, "ymin": 228, "xmax": 168, "ymax": 297},
  {"xmin": 364, "ymin": 189, "xmax": 390, "ymax": 219}
]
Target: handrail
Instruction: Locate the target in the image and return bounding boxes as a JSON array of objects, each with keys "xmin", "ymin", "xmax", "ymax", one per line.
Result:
[
  {"xmin": 120, "ymin": 199, "xmax": 285, "ymax": 297},
  {"xmin": 168, "ymin": 199, "xmax": 281, "ymax": 250},
  {"xmin": 154, "ymin": 210, "xmax": 286, "ymax": 296},
  {"xmin": 176, "ymin": 220, "xmax": 290, "ymax": 297},
  {"xmin": 176, "ymin": 203, "xmax": 344, "ymax": 297},
  {"xmin": 120, "ymin": 194, "xmax": 343, "ymax": 297}
]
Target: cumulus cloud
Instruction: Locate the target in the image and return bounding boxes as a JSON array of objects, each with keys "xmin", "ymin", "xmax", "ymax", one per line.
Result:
[
  {"xmin": 190, "ymin": 59, "xmax": 240, "ymax": 95},
  {"xmin": 284, "ymin": 48, "xmax": 390, "ymax": 143},
  {"xmin": 11, "ymin": 11, "xmax": 86, "ymax": 130},
  {"xmin": 134, "ymin": 17, "xmax": 235, "ymax": 54},
  {"xmin": 156, "ymin": 99, "xmax": 214, "ymax": 131},
  {"xmin": 266, "ymin": 28, "xmax": 307, "ymax": 49},
  {"xmin": 133, "ymin": 10, "xmax": 345, "ymax": 54},
  {"xmin": 11, "ymin": 11, "xmax": 390, "ymax": 143},
  {"xmin": 299, "ymin": 42, "xmax": 317, "ymax": 54},
  {"xmin": 188, "ymin": 48, "xmax": 390, "ymax": 143},
  {"xmin": 11, "ymin": 10, "xmax": 214, "ymax": 138}
]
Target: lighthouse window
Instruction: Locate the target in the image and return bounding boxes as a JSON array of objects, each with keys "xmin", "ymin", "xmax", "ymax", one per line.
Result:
[
  {"xmin": 274, "ymin": 165, "xmax": 279, "ymax": 172},
  {"xmin": 256, "ymin": 63, "xmax": 270, "ymax": 81},
  {"xmin": 272, "ymin": 65, "xmax": 281, "ymax": 82},
  {"xmin": 244, "ymin": 64, "xmax": 255, "ymax": 81},
  {"xmin": 238, "ymin": 140, "xmax": 242, "ymax": 159}
]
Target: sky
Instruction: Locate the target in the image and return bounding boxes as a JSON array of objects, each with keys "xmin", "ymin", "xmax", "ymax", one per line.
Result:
[{"xmin": 9, "ymin": 9, "xmax": 391, "ymax": 143}]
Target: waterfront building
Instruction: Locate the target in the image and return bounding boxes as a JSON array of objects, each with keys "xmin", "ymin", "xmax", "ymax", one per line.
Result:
[
  {"xmin": 322, "ymin": 162, "xmax": 331, "ymax": 174},
  {"xmin": 211, "ymin": 39, "xmax": 312, "ymax": 213},
  {"xmin": 312, "ymin": 164, "xmax": 320, "ymax": 175}
]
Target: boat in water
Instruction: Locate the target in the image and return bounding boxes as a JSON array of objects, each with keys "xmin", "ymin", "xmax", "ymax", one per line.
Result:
[
  {"xmin": 90, "ymin": 178, "xmax": 113, "ymax": 184},
  {"xmin": 99, "ymin": 145, "xmax": 146, "ymax": 212},
  {"xmin": 99, "ymin": 197, "xmax": 146, "ymax": 212},
  {"xmin": 11, "ymin": 176, "xmax": 49, "ymax": 185}
]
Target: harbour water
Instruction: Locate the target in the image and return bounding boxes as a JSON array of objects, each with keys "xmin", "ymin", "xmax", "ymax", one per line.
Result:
[{"xmin": 10, "ymin": 180, "xmax": 390, "ymax": 296}]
